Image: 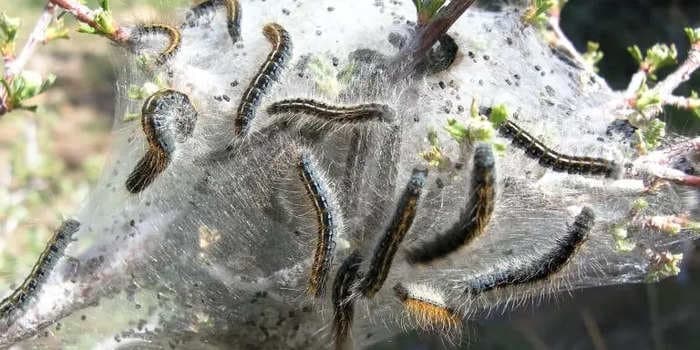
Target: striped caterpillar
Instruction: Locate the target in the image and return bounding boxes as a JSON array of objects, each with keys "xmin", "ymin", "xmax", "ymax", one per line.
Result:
[
  {"xmin": 464, "ymin": 207, "xmax": 595, "ymax": 295},
  {"xmin": 235, "ymin": 23, "xmax": 292, "ymax": 136},
  {"xmin": 297, "ymin": 151, "xmax": 341, "ymax": 297},
  {"xmin": 126, "ymin": 89, "xmax": 198, "ymax": 193},
  {"xmin": 267, "ymin": 98, "xmax": 395, "ymax": 123},
  {"xmin": 127, "ymin": 24, "xmax": 181, "ymax": 65},
  {"xmin": 484, "ymin": 107, "xmax": 621, "ymax": 178},
  {"xmin": 406, "ymin": 143, "xmax": 496, "ymax": 264},
  {"xmin": 0, "ymin": 220, "xmax": 80, "ymax": 327},
  {"xmin": 357, "ymin": 168, "xmax": 428, "ymax": 298},
  {"xmin": 187, "ymin": 0, "xmax": 242, "ymax": 44}
]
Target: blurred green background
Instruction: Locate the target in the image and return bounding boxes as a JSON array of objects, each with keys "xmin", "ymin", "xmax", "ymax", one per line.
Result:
[{"xmin": 0, "ymin": 1, "xmax": 698, "ymax": 349}]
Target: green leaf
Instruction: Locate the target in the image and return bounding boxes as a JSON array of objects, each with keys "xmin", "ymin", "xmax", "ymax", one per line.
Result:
[
  {"xmin": 582, "ymin": 41, "xmax": 604, "ymax": 72},
  {"xmin": 0, "ymin": 12, "xmax": 20, "ymax": 42},
  {"xmin": 684, "ymin": 27, "xmax": 700, "ymax": 45},
  {"xmin": 0, "ymin": 12, "xmax": 20, "ymax": 56},
  {"xmin": 127, "ymin": 82, "xmax": 159, "ymax": 100},
  {"xmin": 45, "ymin": 19, "xmax": 70, "ymax": 42},
  {"xmin": 690, "ymin": 91, "xmax": 700, "ymax": 118},
  {"xmin": 77, "ymin": 23, "xmax": 97, "ymax": 34},
  {"xmin": 99, "ymin": 0, "xmax": 111, "ymax": 11},
  {"xmin": 5, "ymin": 71, "xmax": 56, "ymax": 111},
  {"xmin": 419, "ymin": 129, "xmax": 449, "ymax": 169},
  {"xmin": 632, "ymin": 198, "xmax": 649, "ymax": 212},
  {"xmin": 488, "ymin": 104, "xmax": 509, "ymax": 126},
  {"xmin": 634, "ymin": 80, "xmax": 661, "ymax": 111},
  {"xmin": 523, "ymin": 0, "xmax": 555, "ymax": 27},
  {"xmin": 412, "ymin": 0, "xmax": 446, "ymax": 24},
  {"xmin": 444, "ymin": 117, "xmax": 496, "ymax": 144},
  {"xmin": 627, "ymin": 45, "xmax": 643, "ymax": 65},
  {"xmin": 445, "ymin": 118, "xmax": 469, "ymax": 142},
  {"xmin": 641, "ymin": 119, "xmax": 666, "ymax": 150},
  {"xmin": 645, "ymin": 43, "xmax": 677, "ymax": 74},
  {"xmin": 93, "ymin": 10, "xmax": 116, "ymax": 35},
  {"xmin": 629, "ymin": 43, "xmax": 677, "ymax": 77},
  {"xmin": 645, "ymin": 252, "xmax": 682, "ymax": 283}
]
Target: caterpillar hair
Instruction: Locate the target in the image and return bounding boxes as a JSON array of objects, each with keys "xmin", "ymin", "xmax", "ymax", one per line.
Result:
[
  {"xmin": 483, "ymin": 107, "xmax": 620, "ymax": 178},
  {"xmin": 267, "ymin": 98, "xmax": 396, "ymax": 123},
  {"xmin": 298, "ymin": 151, "xmax": 340, "ymax": 297},
  {"xmin": 187, "ymin": 0, "xmax": 242, "ymax": 44},
  {"xmin": 0, "ymin": 219, "xmax": 80, "ymax": 326},
  {"xmin": 128, "ymin": 24, "xmax": 181, "ymax": 64},
  {"xmin": 358, "ymin": 168, "xmax": 428, "ymax": 298},
  {"xmin": 464, "ymin": 207, "xmax": 595, "ymax": 295},
  {"xmin": 406, "ymin": 143, "xmax": 496, "ymax": 264},
  {"xmin": 332, "ymin": 251, "xmax": 363, "ymax": 350},
  {"xmin": 235, "ymin": 23, "xmax": 292, "ymax": 136},
  {"xmin": 393, "ymin": 282, "xmax": 461, "ymax": 333},
  {"xmin": 126, "ymin": 89, "xmax": 198, "ymax": 193}
]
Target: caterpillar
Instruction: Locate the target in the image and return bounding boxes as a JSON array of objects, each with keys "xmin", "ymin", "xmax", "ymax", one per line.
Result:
[
  {"xmin": 332, "ymin": 251, "xmax": 363, "ymax": 350},
  {"xmin": 406, "ymin": 143, "xmax": 496, "ymax": 264},
  {"xmin": 126, "ymin": 89, "xmax": 198, "ymax": 193},
  {"xmin": 267, "ymin": 98, "xmax": 395, "ymax": 123},
  {"xmin": 128, "ymin": 24, "xmax": 181, "ymax": 64},
  {"xmin": 187, "ymin": 0, "xmax": 242, "ymax": 44},
  {"xmin": 393, "ymin": 282, "xmax": 461, "ymax": 332},
  {"xmin": 297, "ymin": 152, "xmax": 340, "ymax": 297},
  {"xmin": 0, "ymin": 219, "xmax": 80, "ymax": 326},
  {"xmin": 358, "ymin": 168, "xmax": 428, "ymax": 298},
  {"xmin": 484, "ymin": 107, "xmax": 620, "ymax": 178},
  {"xmin": 464, "ymin": 207, "xmax": 595, "ymax": 295},
  {"xmin": 235, "ymin": 23, "xmax": 292, "ymax": 136}
]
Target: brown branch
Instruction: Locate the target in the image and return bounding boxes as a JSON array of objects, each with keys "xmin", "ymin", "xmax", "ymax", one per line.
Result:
[{"xmin": 49, "ymin": 0, "xmax": 128, "ymax": 43}]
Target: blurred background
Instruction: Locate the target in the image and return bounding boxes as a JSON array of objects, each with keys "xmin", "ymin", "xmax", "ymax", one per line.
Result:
[{"xmin": 0, "ymin": 1, "xmax": 697, "ymax": 349}]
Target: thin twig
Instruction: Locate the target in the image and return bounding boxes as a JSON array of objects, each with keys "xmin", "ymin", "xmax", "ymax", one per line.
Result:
[
  {"xmin": 48, "ymin": 0, "xmax": 128, "ymax": 43},
  {"xmin": 655, "ymin": 44, "xmax": 700, "ymax": 97},
  {"xmin": 0, "ymin": 2, "xmax": 57, "ymax": 114},
  {"xmin": 5, "ymin": 4, "xmax": 56, "ymax": 79}
]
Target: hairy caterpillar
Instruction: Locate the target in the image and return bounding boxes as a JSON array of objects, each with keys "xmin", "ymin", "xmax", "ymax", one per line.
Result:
[
  {"xmin": 483, "ymin": 107, "xmax": 620, "ymax": 178},
  {"xmin": 297, "ymin": 151, "xmax": 340, "ymax": 297},
  {"xmin": 464, "ymin": 207, "xmax": 595, "ymax": 295},
  {"xmin": 0, "ymin": 220, "xmax": 80, "ymax": 327},
  {"xmin": 126, "ymin": 89, "xmax": 198, "ymax": 193},
  {"xmin": 187, "ymin": 0, "xmax": 242, "ymax": 43},
  {"xmin": 358, "ymin": 169, "xmax": 428, "ymax": 298},
  {"xmin": 235, "ymin": 23, "xmax": 292, "ymax": 136},
  {"xmin": 128, "ymin": 24, "xmax": 181, "ymax": 64},
  {"xmin": 406, "ymin": 143, "xmax": 496, "ymax": 264},
  {"xmin": 267, "ymin": 99, "xmax": 395, "ymax": 123}
]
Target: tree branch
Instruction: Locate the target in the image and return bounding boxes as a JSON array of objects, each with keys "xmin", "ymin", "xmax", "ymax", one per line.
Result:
[
  {"xmin": 48, "ymin": 0, "xmax": 128, "ymax": 43},
  {"xmin": 0, "ymin": 3, "xmax": 57, "ymax": 115}
]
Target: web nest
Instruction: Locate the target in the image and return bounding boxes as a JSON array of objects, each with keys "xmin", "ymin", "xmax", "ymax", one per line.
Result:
[{"xmin": 0, "ymin": 0, "xmax": 697, "ymax": 349}]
